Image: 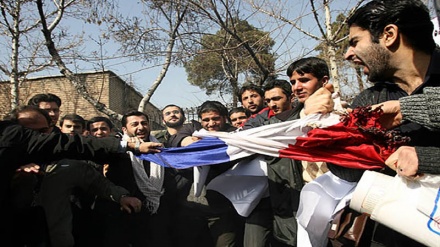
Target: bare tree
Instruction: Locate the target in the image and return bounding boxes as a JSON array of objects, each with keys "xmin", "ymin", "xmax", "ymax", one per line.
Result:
[
  {"xmin": 248, "ymin": 0, "xmax": 366, "ymax": 95},
  {"xmin": 102, "ymin": 0, "xmax": 194, "ymax": 112},
  {"xmin": 0, "ymin": 0, "xmax": 79, "ymax": 109},
  {"xmin": 36, "ymin": 0, "xmax": 122, "ymax": 120}
]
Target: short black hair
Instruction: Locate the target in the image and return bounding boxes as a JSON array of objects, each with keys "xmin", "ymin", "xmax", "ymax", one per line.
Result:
[
  {"xmin": 286, "ymin": 57, "xmax": 330, "ymax": 80},
  {"xmin": 59, "ymin": 114, "xmax": 86, "ymax": 129},
  {"xmin": 162, "ymin": 104, "xmax": 184, "ymax": 116},
  {"xmin": 28, "ymin": 93, "xmax": 62, "ymax": 107},
  {"xmin": 121, "ymin": 110, "xmax": 149, "ymax": 127},
  {"xmin": 263, "ymin": 79, "xmax": 292, "ymax": 98},
  {"xmin": 348, "ymin": 0, "xmax": 435, "ymax": 54},
  {"xmin": 197, "ymin": 101, "xmax": 228, "ymax": 118},
  {"xmin": 237, "ymin": 84, "xmax": 264, "ymax": 103},
  {"xmin": 87, "ymin": 116, "xmax": 114, "ymax": 131},
  {"xmin": 228, "ymin": 107, "xmax": 251, "ymax": 118}
]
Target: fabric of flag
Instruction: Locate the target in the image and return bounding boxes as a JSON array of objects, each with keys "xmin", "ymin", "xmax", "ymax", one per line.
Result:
[{"xmin": 139, "ymin": 107, "xmax": 405, "ymax": 170}]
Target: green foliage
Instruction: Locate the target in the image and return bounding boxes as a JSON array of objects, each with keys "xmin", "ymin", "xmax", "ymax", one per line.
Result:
[
  {"xmin": 184, "ymin": 18, "xmax": 275, "ymax": 97},
  {"xmin": 315, "ymin": 13, "xmax": 349, "ymax": 59}
]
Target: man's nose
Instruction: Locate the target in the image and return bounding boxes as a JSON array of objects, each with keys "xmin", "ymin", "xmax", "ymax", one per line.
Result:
[
  {"xmin": 344, "ymin": 47, "xmax": 354, "ymax": 61},
  {"xmin": 293, "ymin": 83, "xmax": 302, "ymax": 91}
]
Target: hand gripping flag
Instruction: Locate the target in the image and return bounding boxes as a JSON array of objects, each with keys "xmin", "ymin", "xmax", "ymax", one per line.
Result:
[{"xmin": 139, "ymin": 106, "xmax": 408, "ymax": 170}]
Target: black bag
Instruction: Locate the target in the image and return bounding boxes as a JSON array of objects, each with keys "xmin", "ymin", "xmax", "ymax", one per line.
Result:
[{"xmin": 328, "ymin": 206, "xmax": 373, "ymax": 247}]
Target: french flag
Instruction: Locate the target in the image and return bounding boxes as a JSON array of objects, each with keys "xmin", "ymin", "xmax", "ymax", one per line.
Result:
[{"xmin": 140, "ymin": 108, "xmax": 395, "ymax": 171}]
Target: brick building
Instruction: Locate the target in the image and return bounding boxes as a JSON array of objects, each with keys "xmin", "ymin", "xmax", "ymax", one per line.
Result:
[{"xmin": 0, "ymin": 71, "xmax": 164, "ymax": 130}]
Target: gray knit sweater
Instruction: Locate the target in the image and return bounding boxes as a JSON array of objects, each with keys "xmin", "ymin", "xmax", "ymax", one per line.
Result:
[
  {"xmin": 400, "ymin": 87, "xmax": 440, "ymax": 130},
  {"xmin": 399, "ymin": 87, "xmax": 440, "ymax": 174}
]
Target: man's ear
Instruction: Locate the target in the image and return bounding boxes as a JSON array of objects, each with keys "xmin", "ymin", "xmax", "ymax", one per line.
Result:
[
  {"xmin": 121, "ymin": 126, "xmax": 127, "ymax": 133},
  {"xmin": 321, "ymin": 76, "xmax": 330, "ymax": 87},
  {"xmin": 382, "ymin": 24, "xmax": 399, "ymax": 48}
]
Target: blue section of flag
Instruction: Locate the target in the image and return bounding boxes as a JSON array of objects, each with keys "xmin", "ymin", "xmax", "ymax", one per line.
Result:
[{"xmin": 139, "ymin": 137, "xmax": 230, "ymax": 169}]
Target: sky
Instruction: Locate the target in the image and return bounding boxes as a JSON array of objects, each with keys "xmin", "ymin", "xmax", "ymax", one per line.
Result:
[
  {"xmin": 9, "ymin": 0, "xmax": 438, "ymax": 111},
  {"xmin": 68, "ymin": 0, "xmax": 325, "ymax": 110}
]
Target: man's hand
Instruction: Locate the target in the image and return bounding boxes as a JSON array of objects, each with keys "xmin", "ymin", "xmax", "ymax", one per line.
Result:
[
  {"xmin": 138, "ymin": 142, "xmax": 163, "ymax": 153},
  {"xmin": 16, "ymin": 163, "xmax": 41, "ymax": 174},
  {"xmin": 304, "ymin": 84, "xmax": 335, "ymax": 115},
  {"xmin": 371, "ymin": 100, "xmax": 402, "ymax": 129},
  {"xmin": 127, "ymin": 141, "xmax": 163, "ymax": 153},
  {"xmin": 181, "ymin": 136, "xmax": 201, "ymax": 147},
  {"xmin": 120, "ymin": 196, "xmax": 142, "ymax": 214},
  {"xmin": 385, "ymin": 146, "xmax": 420, "ymax": 178}
]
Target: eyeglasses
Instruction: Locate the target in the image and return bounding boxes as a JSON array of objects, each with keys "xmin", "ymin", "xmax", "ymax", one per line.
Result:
[{"xmin": 164, "ymin": 110, "xmax": 181, "ymax": 116}]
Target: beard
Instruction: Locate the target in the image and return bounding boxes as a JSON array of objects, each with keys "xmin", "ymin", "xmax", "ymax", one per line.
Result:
[
  {"xmin": 165, "ymin": 117, "xmax": 185, "ymax": 128},
  {"xmin": 361, "ymin": 43, "xmax": 393, "ymax": 82}
]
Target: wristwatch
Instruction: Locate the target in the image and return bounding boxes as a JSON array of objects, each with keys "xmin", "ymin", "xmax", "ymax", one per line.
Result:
[{"xmin": 134, "ymin": 139, "xmax": 141, "ymax": 154}]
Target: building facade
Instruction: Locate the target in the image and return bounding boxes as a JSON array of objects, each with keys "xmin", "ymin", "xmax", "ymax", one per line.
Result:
[{"xmin": 0, "ymin": 71, "xmax": 164, "ymax": 130}]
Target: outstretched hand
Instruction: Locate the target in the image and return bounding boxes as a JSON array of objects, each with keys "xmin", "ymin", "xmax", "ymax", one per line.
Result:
[{"xmin": 138, "ymin": 142, "xmax": 163, "ymax": 153}]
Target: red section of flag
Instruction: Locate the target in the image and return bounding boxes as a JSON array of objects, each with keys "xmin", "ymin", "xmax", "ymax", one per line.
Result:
[{"xmin": 279, "ymin": 106, "xmax": 409, "ymax": 170}]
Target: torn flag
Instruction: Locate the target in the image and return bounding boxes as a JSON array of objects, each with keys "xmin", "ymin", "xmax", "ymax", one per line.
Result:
[{"xmin": 139, "ymin": 107, "xmax": 406, "ymax": 170}]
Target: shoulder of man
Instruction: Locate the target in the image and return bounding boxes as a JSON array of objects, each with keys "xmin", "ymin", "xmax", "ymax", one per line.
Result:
[
  {"xmin": 151, "ymin": 129, "xmax": 167, "ymax": 143},
  {"xmin": 242, "ymin": 107, "xmax": 274, "ymax": 130},
  {"xmin": 351, "ymin": 81, "xmax": 398, "ymax": 108}
]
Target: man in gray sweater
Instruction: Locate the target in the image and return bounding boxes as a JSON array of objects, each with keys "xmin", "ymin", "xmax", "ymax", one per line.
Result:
[{"xmin": 373, "ymin": 87, "xmax": 440, "ymax": 177}]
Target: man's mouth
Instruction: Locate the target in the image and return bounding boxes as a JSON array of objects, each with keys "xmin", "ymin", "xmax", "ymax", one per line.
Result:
[
  {"xmin": 296, "ymin": 92, "xmax": 306, "ymax": 98},
  {"xmin": 136, "ymin": 132, "xmax": 146, "ymax": 137}
]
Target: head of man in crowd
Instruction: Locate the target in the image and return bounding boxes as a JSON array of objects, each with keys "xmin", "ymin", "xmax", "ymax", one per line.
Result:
[
  {"xmin": 87, "ymin": 116, "xmax": 114, "ymax": 138},
  {"xmin": 345, "ymin": 0, "xmax": 435, "ymax": 83},
  {"xmin": 228, "ymin": 107, "xmax": 250, "ymax": 128},
  {"xmin": 27, "ymin": 93, "xmax": 62, "ymax": 130},
  {"xmin": 263, "ymin": 79, "xmax": 293, "ymax": 114},
  {"xmin": 197, "ymin": 101, "xmax": 229, "ymax": 132},
  {"xmin": 60, "ymin": 114, "xmax": 86, "ymax": 136},
  {"xmin": 162, "ymin": 104, "xmax": 186, "ymax": 129},
  {"xmin": 121, "ymin": 111, "xmax": 151, "ymax": 141},
  {"xmin": 7, "ymin": 106, "xmax": 51, "ymax": 134},
  {"xmin": 287, "ymin": 57, "xmax": 330, "ymax": 103},
  {"xmin": 238, "ymin": 85, "xmax": 265, "ymax": 114}
]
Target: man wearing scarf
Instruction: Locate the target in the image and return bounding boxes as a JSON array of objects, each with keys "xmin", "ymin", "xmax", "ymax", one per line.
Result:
[{"xmin": 96, "ymin": 110, "xmax": 176, "ymax": 247}]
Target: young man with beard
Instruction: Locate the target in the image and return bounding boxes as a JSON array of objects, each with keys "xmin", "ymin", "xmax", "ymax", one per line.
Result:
[
  {"xmin": 96, "ymin": 110, "xmax": 176, "ymax": 247},
  {"xmin": 169, "ymin": 101, "xmax": 242, "ymax": 247},
  {"xmin": 243, "ymin": 79, "xmax": 298, "ymax": 247},
  {"xmin": 239, "ymin": 85, "xmax": 265, "ymax": 115},
  {"xmin": 239, "ymin": 84, "xmax": 277, "ymax": 129},
  {"xmin": 244, "ymin": 66, "xmax": 330, "ymax": 247},
  {"xmin": 297, "ymin": 1, "xmax": 440, "ymax": 246},
  {"xmin": 153, "ymin": 104, "xmax": 186, "ymax": 147}
]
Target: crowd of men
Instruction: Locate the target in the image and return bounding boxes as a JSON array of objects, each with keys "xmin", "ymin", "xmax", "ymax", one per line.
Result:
[{"xmin": 1, "ymin": 0, "xmax": 439, "ymax": 246}]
